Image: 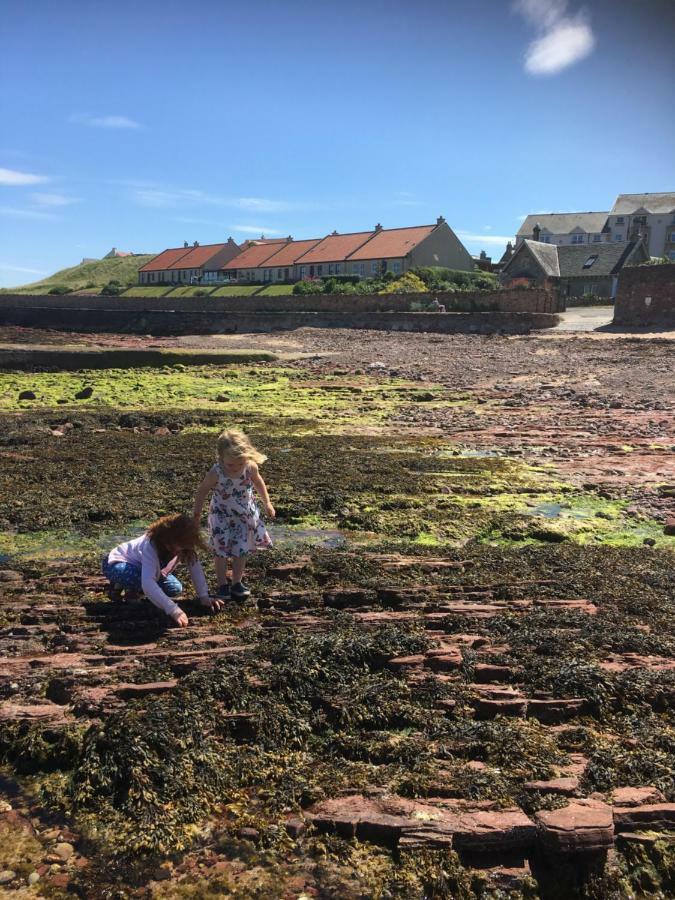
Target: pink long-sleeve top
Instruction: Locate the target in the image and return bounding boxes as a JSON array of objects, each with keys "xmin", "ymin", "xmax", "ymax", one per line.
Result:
[{"xmin": 107, "ymin": 534, "xmax": 209, "ymax": 617}]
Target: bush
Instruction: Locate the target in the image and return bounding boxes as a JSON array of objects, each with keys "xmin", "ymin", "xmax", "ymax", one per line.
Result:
[
  {"xmin": 47, "ymin": 285, "xmax": 72, "ymax": 295},
  {"xmin": 411, "ymin": 266, "xmax": 499, "ymax": 292},
  {"xmin": 293, "ymin": 278, "xmax": 323, "ymax": 295},
  {"xmin": 101, "ymin": 280, "xmax": 124, "ymax": 296},
  {"xmin": 379, "ymin": 272, "xmax": 428, "ymax": 294},
  {"xmin": 193, "ymin": 289, "xmax": 209, "ymax": 297}
]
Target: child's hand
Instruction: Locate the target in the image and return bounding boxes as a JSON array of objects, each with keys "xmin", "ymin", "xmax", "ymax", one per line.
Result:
[
  {"xmin": 200, "ymin": 596, "xmax": 224, "ymax": 612},
  {"xmin": 264, "ymin": 502, "xmax": 276, "ymax": 519},
  {"xmin": 172, "ymin": 609, "xmax": 189, "ymax": 627}
]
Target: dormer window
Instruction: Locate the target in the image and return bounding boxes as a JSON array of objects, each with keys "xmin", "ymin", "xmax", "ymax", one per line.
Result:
[
  {"xmin": 616, "ymin": 217, "xmax": 625, "ymax": 224},
  {"xmin": 583, "ymin": 255, "xmax": 599, "ymax": 269}
]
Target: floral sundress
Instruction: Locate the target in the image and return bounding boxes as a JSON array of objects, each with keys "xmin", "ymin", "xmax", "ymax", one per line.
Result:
[{"xmin": 207, "ymin": 462, "xmax": 273, "ymax": 557}]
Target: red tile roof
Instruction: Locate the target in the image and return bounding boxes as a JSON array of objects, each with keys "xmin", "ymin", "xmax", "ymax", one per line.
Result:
[
  {"xmin": 261, "ymin": 238, "xmax": 322, "ymax": 268},
  {"xmin": 347, "ymin": 225, "xmax": 435, "ymax": 260},
  {"xmin": 139, "ymin": 242, "xmax": 236, "ymax": 272},
  {"xmin": 221, "ymin": 240, "xmax": 286, "ymax": 271},
  {"xmin": 295, "ymin": 231, "xmax": 375, "ymax": 264}
]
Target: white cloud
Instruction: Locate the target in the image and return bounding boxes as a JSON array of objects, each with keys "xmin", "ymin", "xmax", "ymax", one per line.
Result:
[
  {"xmin": 0, "ymin": 166, "xmax": 49, "ymax": 186},
  {"xmin": 231, "ymin": 225, "xmax": 283, "ymax": 236},
  {"xmin": 0, "ymin": 263, "xmax": 48, "ymax": 275},
  {"xmin": 233, "ymin": 197, "xmax": 296, "ymax": 213},
  {"xmin": 72, "ymin": 114, "xmax": 142, "ymax": 129},
  {"xmin": 525, "ymin": 17, "xmax": 594, "ymax": 74},
  {"xmin": 31, "ymin": 192, "xmax": 78, "ymax": 207},
  {"xmin": 132, "ymin": 186, "xmax": 298, "ymax": 214},
  {"xmin": 456, "ymin": 231, "xmax": 514, "ymax": 246},
  {"xmin": 0, "ymin": 206, "xmax": 58, "ymax": 220},
  {"xmin": 514, "ymin": 0, "xmax": 595, "ymax": 76}
]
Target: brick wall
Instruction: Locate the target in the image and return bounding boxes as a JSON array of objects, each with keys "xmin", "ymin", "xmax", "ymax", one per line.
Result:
[
  {"xmin": 613, "ymin": 265, "xmax": 675, "ymax": 326},
  {"xmin": 0, "ymin": 287, "xmax": 559, "ymax": 316}
]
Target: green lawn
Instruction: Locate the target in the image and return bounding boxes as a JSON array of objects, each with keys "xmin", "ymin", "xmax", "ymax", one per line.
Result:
[
  {"xmin": 210, "ymin": 285, "xmax": 262, "ymax": 297},
  {"xmin": 0, "ymin": 255, "xmax": 155, "ymax": 294},
  {"xmin": 120, "ymin": 286, "xmax": 173, "ymax": 297},
  {"xmin": 164, "ymin": 286, "xmax": 217, "ymax": 297},
  {"xmin": 258, "ymin": 284, "xmax": 296, "ymax": 296}
]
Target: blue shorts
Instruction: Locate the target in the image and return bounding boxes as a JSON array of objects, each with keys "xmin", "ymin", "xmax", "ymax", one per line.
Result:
[{"xmin": 102, "ymin": 556, "xmax": 182, "ymax": 597}]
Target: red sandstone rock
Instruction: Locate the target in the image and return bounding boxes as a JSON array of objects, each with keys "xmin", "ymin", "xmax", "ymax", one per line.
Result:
[
  {"xmin": 268, "ymin": 559, "xmax": 311, "ymax": 579},
  {"xmin": 323, "ymin": 588, "xmax": 373, "ymax": 608},
  {"xmin": 609, "ymin": 786, "xmax": 665, "ymax": 807},
  {"xmin": 663, "ymin": 518, "xmax": 675, "ymax": 536},
  {"xmin": 387, "ymin": 655, "xmax": 425, "ymax": 671},
  {"xmin": 0, "ymin": 702, "xmax": 70, "ymax": 723},
  {"xmin": 113, "ymin": 681, "xmax": 178, "ymax": 700},
  {"xmin": 535, "ymin": 799, "xmax": 614, "ymax": 855},
  {"xmin": 473, "ymin": 697, "xmax": 527, "ymax": 720},
  {"xmin": 473, "ymin": 663, "xmax": 519, "ymax": 683},
  {"xmin": 612, "ymin": 803, "xmax": 675, "ymax": 832},
  {"xmin": 527, "ymin": 698, "xmax": 586, "ymax": 723},
  {"xmin": 524, "ymin": 777, "xmax": 580, "ymax": 796},
  {"xmin": 424, "ymin": 649, "xmax": 463, "ymax": 671}
]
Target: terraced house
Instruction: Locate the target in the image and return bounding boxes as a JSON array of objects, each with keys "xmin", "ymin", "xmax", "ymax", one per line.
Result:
[
  {"xmin": 220, "ymin": 217, "xmax": 474, "ymax": 283},
  {"xmin": 137, "ymin": 239, "xmax": 241, "ymax": 284}
]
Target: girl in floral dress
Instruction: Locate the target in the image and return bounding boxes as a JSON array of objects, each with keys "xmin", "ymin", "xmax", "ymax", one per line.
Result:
[{"xmin": 193, "ymin": 429, "xmax": 274, "ymax": 600}]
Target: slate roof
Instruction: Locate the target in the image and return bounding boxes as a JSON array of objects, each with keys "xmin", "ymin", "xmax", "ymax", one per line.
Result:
[
  {"xmin": 557, "ymin": 242, "xmax": 643, "ymax": 277},
  {"xmin": 520, "ymin": 239, "xmax": 560, "ymax": 276},
  {"xmin": 610, "ymin": 193, "xmax": 675, "ymax": 215},
  {"xmin": 517, "ymin": 212, "xmax": 609, "ymax": 237}
]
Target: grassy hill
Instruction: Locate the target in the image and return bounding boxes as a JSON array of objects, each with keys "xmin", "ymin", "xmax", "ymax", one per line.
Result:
[{"xmin": 0, "ymin": 255, "xmax": 155, "ymax": 295}]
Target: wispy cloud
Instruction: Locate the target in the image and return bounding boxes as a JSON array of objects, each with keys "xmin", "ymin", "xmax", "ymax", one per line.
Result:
[
  {"xmin": 0, "ymin": 166, "xmax": 49, "ymax": 186},
  {"xmin": 514, "ymin": 0, "xmax": 595, "ymax": 75},
  {"xmin": 0, "ymin": 206, "xmax": 58, "ymax": 220},
  {"xmin": 0, "ymin": 262, "xmax": 48, "ymax": 275},
  {"xmin": 231, "ymin": 225, "xmax": 283, "ymax": 236},
  {"xmin": 132, "ymin": 185, "xmax": 300, "ymax": 216},
  {"xmin": 456, "ymin": 231, "xmax": 514, "ymax": 247},
  {"xmin": 31, "ymin": 192, "xmax": 79, "ymax": 207},
  {"xmin": 71, "ymin": 114, "xmax": 142, "ymax": 129}
]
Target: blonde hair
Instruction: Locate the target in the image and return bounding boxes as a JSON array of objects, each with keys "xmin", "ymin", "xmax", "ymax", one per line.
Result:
[{"xmin": 217, "ymin": 428, "xmax": 267, "ymax": 466}]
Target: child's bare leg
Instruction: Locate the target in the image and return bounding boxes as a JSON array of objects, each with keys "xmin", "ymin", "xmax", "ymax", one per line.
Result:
[
  {"xmin": 214, "ymin": 555, "xmax": 229, "ymax": 587},
  {"xmin": 231, "ymin": 556, "xmax": 246, "ymax": 584}
]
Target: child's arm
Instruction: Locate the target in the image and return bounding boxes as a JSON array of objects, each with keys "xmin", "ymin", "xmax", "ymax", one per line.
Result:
[
  {"xmin": 249, "ymin": 462, "xmax": 275, "ymax": 518},
  {"xmin": 193, "ymin": 468, "xmax": 218, "ymax": 521},
  {"xmin": 141, "ymin": 544, "xmax": 188, "ymax": 626}
]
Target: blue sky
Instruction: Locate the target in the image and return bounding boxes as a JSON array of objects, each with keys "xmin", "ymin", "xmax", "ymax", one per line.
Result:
[{"xmin": 1, "ymin": 0, "xmax": 673, "ymax": 286}]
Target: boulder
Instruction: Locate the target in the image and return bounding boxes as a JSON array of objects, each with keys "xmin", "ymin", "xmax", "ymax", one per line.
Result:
[
  {"xmin": 535, "ymin": 798, "xmax": 614, "ymax": 855},
  {"xmin": 18, "ymin": 390, "xmax": 36, "ymax": 400},
  {"xmin": 74, "ymin": 386, "xmax": 94, "ymax": 400},
  {"xmin": 524, "ymin": 777, "xmax": 579, "ymax": 797},
  {"xmin": 609, "ymin": 786, "xmax": 665, "ymax": 807},
  {"xmin": 527, "ymin": 698, "xmax": 586, "ymax": 724},
  {"xmin": 663, "ymin": 518, "xmax": 675, "ymax": 537}
]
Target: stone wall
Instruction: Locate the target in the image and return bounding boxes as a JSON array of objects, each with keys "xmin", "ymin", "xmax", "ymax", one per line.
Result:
[
  {"xmin": 0, "ymin": 286, "xmax": 559, "ymax": 316},
  {"xmin": 613, "ymin": 264, "xmax": 675, "ymax": 327},
  {"xmin": 0, "ymin": 299, "xmax": 558, "ymax": 335}
]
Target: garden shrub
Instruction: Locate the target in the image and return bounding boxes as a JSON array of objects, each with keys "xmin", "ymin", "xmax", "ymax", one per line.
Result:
[
  {"xmin": 47, "ymin": 285, "xmax": 72, "ymax": 295},
  {"xmin": 101, "ymin": 280, "xmax": 124, "ymax": 296}
]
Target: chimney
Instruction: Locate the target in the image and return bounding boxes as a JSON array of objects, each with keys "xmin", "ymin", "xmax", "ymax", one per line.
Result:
[
  {"xmin": 436, "ymin": 216, "xmax": 446, "ymax": 226},
  {"xmin": 532, "ymin": 222, "xmax": 541, "ymax": 242},
  {"xmin": 193, "ymin": 240, "xmax": 199, "ymax": 247},
  {"xmin": 480, "ymin": 250, "xmax": 487, "ymax": 260},
  {"xmin": 286, "ymin": 235, "xmax": 293, "ymax": 242},
  {"xmin": 184, "ymin": 240, "xmax": 189, "ymax": 248},
  {"xmin": 374, "ymin": 223, "xmax": 383, "ymax": 232},
  {"xmin": 227, "ymin": 237, "xmax": 236, "ymax": 245},
  {"xmin": 331, "ymin": 230, "xmax": 338, "ymax": 235}
]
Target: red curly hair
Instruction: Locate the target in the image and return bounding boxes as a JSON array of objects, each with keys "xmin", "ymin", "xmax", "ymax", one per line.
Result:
[{"xmin": 146, "ymin": 513, "xmax": 206, "ymax": 564}]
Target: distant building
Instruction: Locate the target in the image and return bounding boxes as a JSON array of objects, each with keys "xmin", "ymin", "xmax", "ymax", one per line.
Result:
[
  {"xmin": 103, "ymin": 247, "xmax": 134, "ymax": 258},
  {"xmin": 606, "ymin": 193, "xmax": 675, "ymax": 260},
  {"xmin": 501, "ymin": 238, "xmax": 649, "ymax": 300},
  {"xmin": 220, "ymin": 218, "xmax": 474, "ymax": 283},
  {"xmin": 516, "ymin": 213, "xmax": 610, "ymax": 247},
  {"xmin": 516, "ymin": 193, "xmax": 675, "ymax": 259},
  {"xmin": 138, "ymin": 239, "xmax": 241, "ymax": 284}
]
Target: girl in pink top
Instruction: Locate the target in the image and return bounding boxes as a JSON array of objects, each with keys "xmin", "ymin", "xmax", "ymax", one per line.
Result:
[{"xmin": 102, "ymin": 513, "xmax": 222, "ymax": 626}]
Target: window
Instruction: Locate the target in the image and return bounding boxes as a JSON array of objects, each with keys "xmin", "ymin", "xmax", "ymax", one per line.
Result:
[
  {"xmin": 593, "ymin": 234, "xmax": 601, "ymax": 242},
  {"xmin": 392, "ymin": 260, "xmax": 402, "ymax": 273},
  {"xmin": 669, "ymin": 231, "xmax": 675, "ymax": 242},
  {"xmin": 616, "ymin": 217, "xmax": 624, "ymax": 224},
  {"xmin": 542, "ymin": 235, "xmax": 550, "ymax": 243},
  {"xmin": 583, "ymin": 255, "xmax": 598, "ymax": 269},
  {"xmin": 299, "ymin": 266, "xmax": 306, "ymax": 278},
  {"xmin": 353, "ymin": 263, "xmax": 360, "ymax": 275},
  {"xmin": 360, "ymin": 263, "xmax": 366, "ymax": 276},
  {"xmin": 571, "ymin": 234, "xmax": 584, "ymax": 244},
  {"xmin": 371, "ymin": 261, "xmax": 379, "ymax": 274},
  {"xmin": 328, "ymin": 264, "xmax": 334, "ymax": 275},
  {"xmin": 614, "ymin": 234, "xmax": 622, "ymax": 241},
  {"xmin": 584, "ymin": 284, "xmax": 595, "ymax": 295},
  {"xmin": 317, "ymin": 266, "xmax": 323, "ymax": 276},
  {"xmin": 335, "ymin": 263, "xmax": 342, "ymax": 274},
  {"xmin": 670, "ymin": 251, "xmax": 675, "ymax": 261}
]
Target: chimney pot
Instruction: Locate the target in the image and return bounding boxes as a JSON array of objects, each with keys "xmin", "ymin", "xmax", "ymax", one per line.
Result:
[
  {"xmin": 532, "ymin": 223, "xmax": 541, "ymax": 241},
  {"xmin": 375, "ymin": 223, "xmax": 383, "ymax": 232},
  {"xmin": 193, "ymin": 240, "xmax": 199, "ymax": 247},
  {"xmin": 436, "ymin": 216, "xmax": 446, "ymax": 225},
  {"xmin": 184, "ymin": 240, "xmax": 189, "ymax": 248}
]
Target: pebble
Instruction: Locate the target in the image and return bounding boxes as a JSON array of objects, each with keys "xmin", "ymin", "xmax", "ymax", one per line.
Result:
[
  {"xmin": 53, "ymin": 841, "xmax": 75, "ymax": 861},
  {"xmin": 0, "ymin": 871, "xmax": 16, "ymax": 885},
  {"xmin": 28, "ymin": 871, "xmax": 40, "ymax": 885}
]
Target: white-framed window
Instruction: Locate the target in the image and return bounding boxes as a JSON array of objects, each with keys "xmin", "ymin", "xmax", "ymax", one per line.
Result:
[
  {"xmin": 392, "ymin": 260, "xmax": 402, "ymax": 273},
  {"xmin": 593, "ymin": 234, "xmax": 601, "ymax": 242},
  {"xmin": 616, "ymin": 217, "xmax": 624, "ymax": 224},
  {"xmin": 571, "ymin": 234, "xmax": 584, "ymax": 244},
  {"xmin": 542, "ymin": 235, "xmax": 551, "ymax": 243},
  {"xmin": 614, "ymin": 234, "xmax": 623, "ymax": 241},
  {"xmin": 299, "ymin": 266, "xmax": 306, "ymax": 278},
  {"xmin": 583, "ymin": 255, "xmax": 598, "ymax": 269},
  {"xmin": 371, "ymin": 260, "xmax": 379, "ymax": 274}
]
